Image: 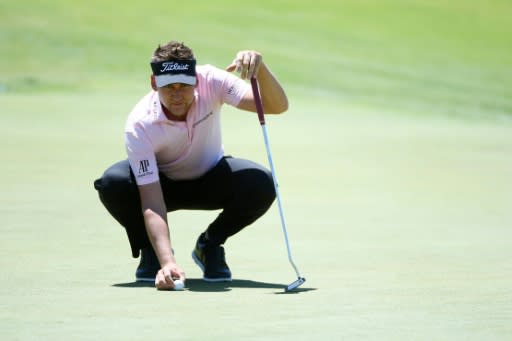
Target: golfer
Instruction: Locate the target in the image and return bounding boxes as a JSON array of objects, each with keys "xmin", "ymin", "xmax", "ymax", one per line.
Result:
[{"xmin": 93, "ymin": 40, "xmax": 288, "ymax": 290}]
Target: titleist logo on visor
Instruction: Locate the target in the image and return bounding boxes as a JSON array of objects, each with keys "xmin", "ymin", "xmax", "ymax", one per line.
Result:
[
  {"xmin": 160, "ymin": 62, "xmax": 189, "ymax": 72},
  {"xmin": 151, "ymin": 59, "xmax": 196, "ymax": 76}
]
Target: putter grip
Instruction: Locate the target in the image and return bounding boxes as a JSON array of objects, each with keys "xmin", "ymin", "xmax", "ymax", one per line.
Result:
[{"xmin": 250, "ymin": 77, "xmax": 266, "ymax": 125}]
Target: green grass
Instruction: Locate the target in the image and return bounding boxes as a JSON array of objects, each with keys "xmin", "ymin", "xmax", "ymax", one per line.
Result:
[
  {"xmin": 2, "ymin": 0, "xmax": 511, "ymax": 116},
  {"xmin": 2, "ymin": 93, "xmax": 511, "ymax": 340},
  {"xmin": 1, "ymin": 1, "xmax": 512, "ymax": 340}
]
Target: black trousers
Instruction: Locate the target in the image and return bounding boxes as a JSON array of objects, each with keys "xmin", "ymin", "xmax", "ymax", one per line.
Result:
[{"xmin": 93, "ymin": 156, "xmax": 276, "ymax": 258}]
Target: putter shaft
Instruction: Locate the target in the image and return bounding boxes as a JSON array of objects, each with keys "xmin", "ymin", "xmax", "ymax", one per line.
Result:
[{"xmin": 250, "ymin": 77, "xmax": 306, "ymax": 289}]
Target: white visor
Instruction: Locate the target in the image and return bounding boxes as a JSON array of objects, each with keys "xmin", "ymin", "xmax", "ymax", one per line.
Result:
[{"xmin": 155, "ymin": 74, "xmax": 197, "ymax": 88}]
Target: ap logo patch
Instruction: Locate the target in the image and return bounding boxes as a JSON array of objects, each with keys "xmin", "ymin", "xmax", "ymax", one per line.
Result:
[{"xmin": 137, "ymin": 160, "xmax": 153, "ymax": 178}]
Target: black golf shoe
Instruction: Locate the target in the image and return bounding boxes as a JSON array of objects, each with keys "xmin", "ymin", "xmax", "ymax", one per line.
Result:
[
  {"xmin": 192, "ymin": 233, "xmax": 232, "ymax": 282},
  {"xmin": 135, "ymin": 247, "xmax": 160, "ymax": 282}
]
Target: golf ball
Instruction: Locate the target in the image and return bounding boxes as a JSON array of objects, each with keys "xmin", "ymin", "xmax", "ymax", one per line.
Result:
[{"xmin": 173, "ymin": 279, "xmax": 184, "ymax": 291}]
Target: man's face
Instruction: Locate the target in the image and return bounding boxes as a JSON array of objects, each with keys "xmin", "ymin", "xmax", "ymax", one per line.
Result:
[{"xmin": 157, "ymin": 82, "xmax": 195, "ymax": 118}]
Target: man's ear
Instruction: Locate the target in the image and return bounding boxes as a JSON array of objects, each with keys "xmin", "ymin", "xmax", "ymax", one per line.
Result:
[{"xmin": 150, "ymin": 75, "xmax": 157, "ymax": 90}]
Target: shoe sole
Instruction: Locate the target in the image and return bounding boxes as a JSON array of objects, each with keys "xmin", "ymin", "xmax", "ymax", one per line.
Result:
[
  {"xmin": 135, "ymin": 277, "xmax": 155, "ymax": 282},
  {"xmin": 191, "ymin": 251, "xmax": 232, "ymax": 282}
]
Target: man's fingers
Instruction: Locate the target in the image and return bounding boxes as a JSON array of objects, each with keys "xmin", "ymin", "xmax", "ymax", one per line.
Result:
[
  {"xmin": 247, "ymin": 54, "xmax": 261, "ymax": 79},
  {"xmin": 227, "ymin": 51, "xmax": 262, "ymax": 79},
  {"xmin": 240, "ymin": 53, "xmax": 251, "ymax": 79},
  {"xmin": 163, "ymin": 268, "xmax": 174, "ymax": 284},
  {"xmin": 154, "ymin": 266, "xmax": 187, "ymax": 290},
  {"xmin": 155, "ymin": 268, "xmax": 175, "ymax": 290},
  {"xmin": 155, "ymin": 271, "xmax": 169, "ymax": 290},
  {"xmin": 156, "ymin": 281, "xmax": 174, "ymax": 290}
]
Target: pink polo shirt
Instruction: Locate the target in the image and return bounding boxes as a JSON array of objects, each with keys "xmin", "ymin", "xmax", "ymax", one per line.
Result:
[{"xmin": 125, "ymin": 64, "xmax": 250, "ymax": 185}]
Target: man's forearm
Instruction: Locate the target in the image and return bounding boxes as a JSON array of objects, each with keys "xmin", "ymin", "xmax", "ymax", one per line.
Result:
[
  {"xmin": 143, "ymin": 209, "xmax": 176, "ymax": 266},
  {"xmin": 257, "ymin": 63, "xmax": 289, "ymax": 114}
]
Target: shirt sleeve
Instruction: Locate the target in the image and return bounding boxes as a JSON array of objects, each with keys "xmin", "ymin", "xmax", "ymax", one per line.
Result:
[
  {"xmin": 125, "ymin": 124, "xmax": 160, "ymax": 186},
  {"xmin": 223, "ymin": 76, "xmax": 250, "ymax": 107},
  {"xmin": 204, "ymin": 65, "xmax": 250, "ymax": 107}
]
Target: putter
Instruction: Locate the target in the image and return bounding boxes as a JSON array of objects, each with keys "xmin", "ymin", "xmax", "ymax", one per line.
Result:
[{"xmin": 250, "ymin": 77, "xmax": 306, "ymax": 292}]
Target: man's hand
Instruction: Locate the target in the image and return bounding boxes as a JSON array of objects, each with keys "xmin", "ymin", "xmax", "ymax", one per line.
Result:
[
  {"xmin": 226, "ymin": 50, "xmax": 262, "ymax": 80},
  {"xmin": 155, "ymin": 262, "xmax": 186, "ymax": 290}
]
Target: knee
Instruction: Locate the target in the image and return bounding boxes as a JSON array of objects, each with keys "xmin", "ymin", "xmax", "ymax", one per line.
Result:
[
  {"xmin": 94, "ymin": 160, "xmax": 136, "ymax": 199},
  {"xmin": 261, "ymin": 168, "xmax": 276, "ymax": 201},
  {"xmin": 245, "ymin": 168, "xmax": 276, "ymax": 208}
]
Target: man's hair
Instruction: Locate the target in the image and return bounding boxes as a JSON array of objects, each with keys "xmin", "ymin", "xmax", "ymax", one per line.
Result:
[{"xmin": 151, "ymin": 41, "xmax": 195, "ymax": 62}]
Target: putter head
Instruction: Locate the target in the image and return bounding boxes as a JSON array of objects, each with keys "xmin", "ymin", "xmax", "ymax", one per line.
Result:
[{"xmin": 285, "ymin": 277, "xmax": 306, "ymax": 292}]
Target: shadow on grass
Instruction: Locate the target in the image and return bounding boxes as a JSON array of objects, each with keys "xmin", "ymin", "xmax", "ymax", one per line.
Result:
[{"xmin": 113, "ymin": 278, "xmax": 317, "ymax": 294}]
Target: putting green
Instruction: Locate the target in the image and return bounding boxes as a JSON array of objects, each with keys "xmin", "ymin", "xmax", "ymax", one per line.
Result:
[{"xmin": 1, "ymin": 94, "xmax": 510, "ymax": 340}]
